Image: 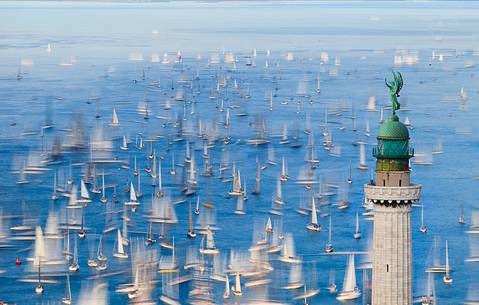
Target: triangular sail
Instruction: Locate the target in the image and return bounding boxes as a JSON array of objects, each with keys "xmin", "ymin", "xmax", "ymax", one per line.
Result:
[
  {"xmin": 206, "ymin": 230, "xmax": 215, "ymax": 249},
  {"xmin": 445, "ymin": 240, "xmax": 450, "ymax": 273},
  {"xmin": 117, "ymin": 229, "xmax": 125, "ymax": 254},
  {"xmin": 80, "ymin": 180, "xmax": 90, "ymax": 199},
  {"xmin": 112, "ymin": 108, "xmax": 119, "ymax": 127},
  {"xmin": 342, "ymin": 255, "xmax": 357, "ymax": 292},
  {"xmin": 311, "ymin": 197, "xmax": 318, "ymax": 225},
  {"xmin": 265, "ymin": 217, "xmax": 272, "ymax": 231},
  {"xmin": 130, "ymin": 182, "xmax": 137, "ymax": 202}
]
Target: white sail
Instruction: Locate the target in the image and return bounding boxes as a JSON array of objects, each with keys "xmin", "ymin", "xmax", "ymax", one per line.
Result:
[
  {"xmin": 367, "ymin": 96, "xmax": 376, "ymax": 111},
  {"xmin": 235, "ymin": 196, "xmax": 244, "ymax": 214},
  {"xmin": 445, "ymin": 240, "xmax": 451, "ymax": 273},
  {"xmin": 234, "ymin": 273, "xmax": 242, "ymax": 294},
  {"xmin": 117, "ymin": 229, "xmax": 125, "ymax": 255},
  {"xmin": 34, "ymin": 226, "xmax": 46, "ymax": 259},
  {"xmin": 80, "ymin": 180, "xmax": 90, "ymax": 200},
  {"xmin": 281, "ymin": 157, "xmax": 287, "ymax": 176},
  {"xmin": 276, "ymin": 179, "xmax": 282, "ymax": 199},
  {"xmin": 206, "ymin": 229, "xmax": 215, "ymax": 249},
  {"xmin": 224, "ymin": 274, "xmax": 230, "ymax": 298},
  {"xmin": 282, "ymin": 233, "xmax": 296, "ymax": 258},
  {"xmin": 265, "ymin": 217, "xmax": 272, "ymax": 232},
  {"xmin": 342, "ymin": 255, "xmax": 357, "ymax": 293},
  {"xmin": 311, "ymin": 198, "xmax": 318, "ymax": 225},
  {"xmin": 359, "ymin": 143, "xmax": 368, "ymax": 169},
  {"xmin": 130, "ymin": 182, "xmax": 137, "ymax": 202},
  {"xmin": 355, "ymin": 212, "xmax": 360, "ymax": 234},
  {"xmin": 288, "ymin": 263, "xmax": 303, "ymax": 285},
  {"xmin": 69, "ymin": 185, "xmax": 78, "ymax": 206},
  {"xmin": 112, "ymin": 108, "xmax": 119, "ymax": 127}
]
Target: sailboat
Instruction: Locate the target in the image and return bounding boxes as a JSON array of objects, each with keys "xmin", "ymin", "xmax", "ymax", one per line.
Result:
[
  {"xmin": 223, "ymin": 273, "xmax": 230, "ymax": 299},
  {"xmin": 328, "ymin": 269, "xmax": 337, "ymax": 293},
  {"xmin": 127, "ymin": 268, "xmax": 141, "ymax": 299},
  {"xmin": 280, "ymin": 157, "xmax": 289, "ymax": 182},
  {"xmin": 252, "ymin": 157, "xmax": 261, "ymax": 195},
  {"xmin": 284, "ymin": 263, "xmax": 304, "ymax": 290},
  {"xmin": 267, "ymin": 146, "xmax": 276, "ymax": 165},
  {"xmin": 87, "ymin": 240, "xmax": 98, "ymax": 268},
  {"xmin": 336, "ymin": 255, "xmax": 361, "ymax": 300},
  {"xmin": 91, "ymin": 165, "xmax": 100, "ymax": 194},
  {"xmin": 151, "ymin": 150, "xmax": 157, "ymax": 179},
  {"xmin": 365, "ymin": 120, "xmax": 371, "ymax": 137},
  {"xmin": 325, "ymin": 215, "xmax": 334, "ymax": 253},
  {"xmin": 100, "ymin": 170, "xmax": 107, "ymax": 203},
  {"xmin": 235, "ymin": 195, "xmax": 246, "ymax": 215},
  {"xmin": 146, "ymin": 220, "xmax": 156, "ymax": 245},
  {"xmin": 420, "ymin": 204, "xmax": 427, "ymax": 233},
  {"xmin": 354, "ymin": 212, "xmax": 361, "ymax": 239},
  {"xmin": 68, "ymin": 237, "xmax": 80, "ymax": 272},
  {"xmin": 125, "ymin": 182, "xmax": 139, "ymax": 212},
  {"xmin": 265, "ymin": 217, "xmax": 273, "ymax": 233},
  {"xmin": 421, "ymin": 273, "xmax": 435, "ymax": 305},
  {"xmin": 78, "ymin": 179, "xmax": 92, "ymax": 204},
  {"xmin": 243, "ymin": 178, "xmax": 248, "ymax": 201},
  {"xmin": 404, "ymin": 116, "xmax": 412, "ymax": 127},
  {"xmin": 120, "ymin": 135, "xmax": 128, "ymax": 151},
  {"xmin": 187, "ymin": 201, "xmax": 196, "ymax": 238},
  {"xmin": 316, "ymin": 75, "xmax": 321, "ymax": 93},
  {"xmin": 157, "ymin": 159, "xmax": 164, "ymax": 198},
  {"xmin": 195, "ymin": 196, "xmax": 200, "ymax": 215},
  {"xmin": 280, "ymin": 125, "xmax": 289, "ymax": 145},
  {"xmin": 136, "ymin": 170, "xmax": 142, "ymax": 198},
  {"xmin": 78, "ymin": 203, "xmax": 86, "ymax": 239},
  {"xmin": 62, "ymin": 273, "xmax": 72, "ymax": 304},
  {"xmin": 367, "ymin": 96, "xmax": 376, "ymax": 112},
  {"xmin": 133, "ymin": 155, "xmax": 138, "ymax": 176},
  {"xmin": 199, "ymin": 228, "xmax": 219, "ymax": 254},
  {"xmin": 232, "ymin": 272, "xmax": 242, "ymax": 296},
  {"xmin": 279, "ymin": 233, "xmax": 301, "ymax": 263},
  {"xmin": 347, "ymin": 162, "xmax": 353, "ymax": 184},
  {"xmin": 228, "ymin": 170, "xmax": 243, "ymax": 196},
  {"xmin": 111, "ymin": 108, "xmax": 120, "ymax": 127},
  {"xmin": 34, "ymin": 226, "xmax": 45, "ymax": 294},
  {"xmin": 113, "ymin": 229, "xmax": 128, "ymax": 259},
  {"xmin": 306, "ymin": 197, "xmax": 320, "ymax": 232},
  {"xmin": 358, "ymin": 142, "xmax": 368, "ymax": 170},
  {"xmin": 274, "ymin": 178, "xmax": 283, "ymax": 204},
  {"xmin": 52, "ymin": 172, "xmax": 59, "ymax": 201},
  {"xmin": 443, "ymin": 240, "xmax": 453, "ymax": 284},
  {"xmin": 96, "ymin": 235, "xmax": 108, "ymax": 270},
  {"xmin": 170, "ymin": 151, "xmax": 176, "ymax": 176},
  {"xmin": 459, "ymin": 204, "xmax": 466, "ymax": 224}
]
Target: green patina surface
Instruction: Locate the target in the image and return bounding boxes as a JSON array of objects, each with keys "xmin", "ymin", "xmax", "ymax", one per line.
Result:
[{"xmin": 373, "ymin": 71, "xmax": 414, "ymax": 167}]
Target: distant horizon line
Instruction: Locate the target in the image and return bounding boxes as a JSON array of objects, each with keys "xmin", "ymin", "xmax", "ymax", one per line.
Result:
[{"xmin": 0, "ymin": 0, "xmax": 477, "ymax": 2}]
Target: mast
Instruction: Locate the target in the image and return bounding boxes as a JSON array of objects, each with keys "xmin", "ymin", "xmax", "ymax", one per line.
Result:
[{"xmin": 253, "ymin": 157, "xmax": 261, "ymax": 195}]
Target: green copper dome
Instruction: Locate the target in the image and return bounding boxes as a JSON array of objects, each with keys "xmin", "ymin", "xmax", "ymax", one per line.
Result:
[
  {"xmin": 377, "ymin": 115, "xmax": 409, "ymax": 140},
  {"xmin": 373, "ymin": 114, "xmax": 413, "ymax": 170}
]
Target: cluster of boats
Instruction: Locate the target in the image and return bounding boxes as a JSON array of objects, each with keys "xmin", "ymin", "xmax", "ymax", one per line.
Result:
[{"xmin": 2, "ymin": 46, "xmax": 478, "ymax": 305}]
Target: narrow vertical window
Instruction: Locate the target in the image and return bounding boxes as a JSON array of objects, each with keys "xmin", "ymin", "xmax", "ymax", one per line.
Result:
[
  {"xmin": 387, "ymin": 264, "xmax": 389, "ymax": 272},
  {"xmin": 399, "ymin": 179, "xmax": 402, "ymax": 187},
  {"xmin": 383, "ymin": 180, "xmax": 386, "ymax": 186}
]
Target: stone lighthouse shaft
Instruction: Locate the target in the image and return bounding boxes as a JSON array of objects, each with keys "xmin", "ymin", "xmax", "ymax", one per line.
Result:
[{"xmin": 364, "ymin": 71, "xmax": 422, "ymax": 305}]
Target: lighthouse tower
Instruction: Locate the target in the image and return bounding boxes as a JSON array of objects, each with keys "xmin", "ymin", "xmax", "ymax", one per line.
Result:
[{"xmin": 364, "ymin": 72, "xmax": 421, "ymax": 305}]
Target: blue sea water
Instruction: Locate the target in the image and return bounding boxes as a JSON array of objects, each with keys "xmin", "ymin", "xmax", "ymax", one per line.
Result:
[{"xmin": 0, "ymin": 1, "xmax": 479, "ymax": 304}]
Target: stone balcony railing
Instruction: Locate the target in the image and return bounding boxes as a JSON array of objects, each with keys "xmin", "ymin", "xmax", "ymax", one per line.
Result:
[{"xmin": 364, "ymin": 184, "xmax": 421, "ymax": 203}]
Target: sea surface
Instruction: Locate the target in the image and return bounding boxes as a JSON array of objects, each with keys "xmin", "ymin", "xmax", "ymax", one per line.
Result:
[{"xmin": 0, "ymin": 1, "xmax": 479, "ymax": 304}]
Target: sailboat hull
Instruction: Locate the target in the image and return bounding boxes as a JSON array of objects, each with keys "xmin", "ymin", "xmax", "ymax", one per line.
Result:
[{"xmin": 336, "ymin": 289, "xmax": 361, "ymax": 300}]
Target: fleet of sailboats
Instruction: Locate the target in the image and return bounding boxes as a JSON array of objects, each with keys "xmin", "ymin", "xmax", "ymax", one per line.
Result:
[{"xmin": 4, "ymin": 46, "xmax": 469, "ymax": 305}]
